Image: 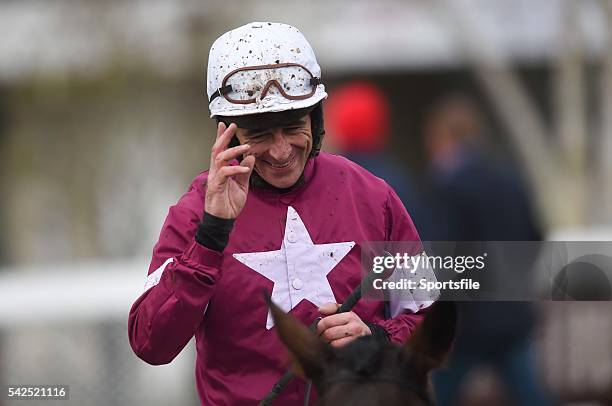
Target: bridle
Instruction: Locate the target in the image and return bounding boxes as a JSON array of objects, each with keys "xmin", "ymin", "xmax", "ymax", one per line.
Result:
[
  {"xmin": 317, "ymin": 375, "xmax": 434, "ymax": 406},
  {"xmin": 259, "ymin": 252, "xmax": 397, "ymax": 405}
]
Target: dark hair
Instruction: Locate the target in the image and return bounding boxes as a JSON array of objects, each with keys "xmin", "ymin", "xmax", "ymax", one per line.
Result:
[{"xmin": 309, "ymin": 101, "xmax": 325, "ymax": 157}]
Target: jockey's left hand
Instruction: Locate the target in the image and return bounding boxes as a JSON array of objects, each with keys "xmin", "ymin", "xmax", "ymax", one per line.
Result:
[{"xmin": 316, "ymin": 303, "xmax": 372, "ymax": 348}]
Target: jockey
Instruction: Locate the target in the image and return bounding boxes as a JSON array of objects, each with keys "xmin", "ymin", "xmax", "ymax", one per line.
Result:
[{"xmin": 128, "ymin": 22, "xmax": 434, "ymax": 405}]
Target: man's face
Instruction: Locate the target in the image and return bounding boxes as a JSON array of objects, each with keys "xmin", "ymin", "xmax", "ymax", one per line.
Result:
[{"xmin": 235, "ymin": 114, "xmax": 313, "ymax": 189}]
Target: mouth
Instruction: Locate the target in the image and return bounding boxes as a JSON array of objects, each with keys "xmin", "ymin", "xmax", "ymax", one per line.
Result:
[{"xmin": 263, "ymin": 154, "xmax": 296, "ymax": 170}]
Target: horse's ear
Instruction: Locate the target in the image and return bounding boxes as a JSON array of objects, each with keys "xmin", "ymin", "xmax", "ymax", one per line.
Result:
[
  {"xmin": 265, "ymin": 294, "xmax": 331, "ymax": 381},
  {"xmin": 402, "ymin": 301, "xmax": 456, "ymax": 373}
]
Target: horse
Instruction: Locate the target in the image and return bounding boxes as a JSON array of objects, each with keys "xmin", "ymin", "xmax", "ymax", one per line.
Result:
[{"xmin": 267, "ymin": 299, "xmax": 456, "ymax": 405}]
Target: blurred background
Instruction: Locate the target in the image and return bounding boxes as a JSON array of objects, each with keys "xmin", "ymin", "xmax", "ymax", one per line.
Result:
[{"xmin": 0, "ymin": 0, "xmax": 611, "ymax": 405}]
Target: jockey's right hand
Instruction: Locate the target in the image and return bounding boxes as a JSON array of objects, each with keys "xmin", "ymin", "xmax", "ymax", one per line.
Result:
[{"xmin": 204, "ymin": 122, "xmax": 255, "ymax": 219}]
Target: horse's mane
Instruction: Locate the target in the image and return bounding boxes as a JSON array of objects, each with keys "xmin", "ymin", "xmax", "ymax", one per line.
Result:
[{"xmin": 334, "ymin": 336, "xmax": 387, "ymax": 377}]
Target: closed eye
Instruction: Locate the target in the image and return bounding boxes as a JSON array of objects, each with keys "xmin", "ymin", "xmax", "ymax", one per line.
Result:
[{"xmin": 245, "ymin": 131, "xmax": 271, "ymax": 141}]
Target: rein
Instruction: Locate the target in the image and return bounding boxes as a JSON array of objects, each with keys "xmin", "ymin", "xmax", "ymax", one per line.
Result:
[{"xmin": 259, "ymin": 253, "xmax": 396, "ymax": 405}]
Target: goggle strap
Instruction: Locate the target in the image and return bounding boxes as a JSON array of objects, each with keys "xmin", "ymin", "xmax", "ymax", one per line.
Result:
[
  {"xmin": 209, "ymin": 84, "xmax": 234, "ymax": 103},
  {"xmin": 310, "ymin": 77, "xmax": 322, "ymax": 87}
]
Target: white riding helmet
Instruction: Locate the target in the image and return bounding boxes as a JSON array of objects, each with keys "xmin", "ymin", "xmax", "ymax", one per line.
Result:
[{"xmin": 206, "ymin": 22, "xmax": 327, "ymax": 118}]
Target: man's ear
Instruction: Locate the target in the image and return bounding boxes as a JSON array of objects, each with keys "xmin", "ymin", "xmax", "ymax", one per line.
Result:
[
  {"xmin": 265, "ymin": 294, "xmax": 331, "ymax": 381},
  {"xmin": 402, "ymin": 301, "xmax": 456, "ymax": 373}
]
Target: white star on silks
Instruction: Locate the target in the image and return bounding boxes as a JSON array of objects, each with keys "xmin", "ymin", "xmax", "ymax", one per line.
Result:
[{"xmin": 233, "ymin": 206, "xmax": 355, "ymax": 329}]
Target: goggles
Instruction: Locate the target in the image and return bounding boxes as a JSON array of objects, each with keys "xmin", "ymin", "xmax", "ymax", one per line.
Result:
[{"xmin": 209, "ymin": 63, "xmax": 322, "ymax": 105}]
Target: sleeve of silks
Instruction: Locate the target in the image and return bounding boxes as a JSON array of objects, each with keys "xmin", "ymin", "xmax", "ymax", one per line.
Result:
[
  {"xmin": 374, "ymin": 187, "xmax": 439, "ymax": 345},
  {"xmin": 128, "ymin": 195, "xmax": 220, "ymax": 365}
]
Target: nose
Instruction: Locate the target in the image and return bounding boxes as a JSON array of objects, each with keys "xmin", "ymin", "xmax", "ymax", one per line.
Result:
[{"xmin": 267, "ymin": 130, "xmax": 292, "ymax": 161}]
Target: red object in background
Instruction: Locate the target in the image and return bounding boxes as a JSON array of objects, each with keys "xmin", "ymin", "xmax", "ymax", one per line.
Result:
[{"xmin": 325, "ymin": 81, "xmax": 390, "ymax": 152}]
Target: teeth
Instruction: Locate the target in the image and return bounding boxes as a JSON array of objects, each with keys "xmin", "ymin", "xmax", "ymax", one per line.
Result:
[{"xmin": 268, "ymin": 157, "xmax": 294, "ymax": 168}]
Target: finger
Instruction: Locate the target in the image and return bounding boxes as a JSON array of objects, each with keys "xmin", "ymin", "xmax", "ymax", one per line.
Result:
[
  {"xmin": 218, "ymin": 122, "xmax": 237, "ymax": 149},
  {"xmin": 212, "ymin": 165, "xmax": 251, "ymax": 184},
  {"xmin": 210, "ymin": 122, "xmax": 227, "ymax": 163},
  {"xmin": 234, "ymin": 154, "xmax": 255, "ymax": 188},
  {"xmin": 316, "ymin": 313, "xmax": 351, "ymax": 335},
  {"xmin": 318, "ymin": 303, "xmax": 341, "ymax": 316},
  {"xmin": 239, "ymin": 154, "xmax": 255, "ymax": 170},
  {"xmin": 320, "ymin": 324, "xmax": 356, "ymax": 343},
  {"xmin": 216, "ymin": 121, "xmax": 226, "ymax": 139},
  {"xmin": 329, "ymin": 336, "xmax": 355, "ymax": 349},
  {"xmin": 211, "ymin": 123, "xmax": 237, "ymax": 161},
  {"xmin": 215, "ymin": 144, "xmax": 250, "ymax": 166}
]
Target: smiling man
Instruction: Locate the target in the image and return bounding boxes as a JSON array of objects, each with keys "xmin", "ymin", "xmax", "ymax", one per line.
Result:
[
  {"xmin": 232, "ymin": 114, "xmax": 312, "ymax": 190},
  {"xmin": 128, "ymin": 22, "xmax": 431, "ymax": 405}
]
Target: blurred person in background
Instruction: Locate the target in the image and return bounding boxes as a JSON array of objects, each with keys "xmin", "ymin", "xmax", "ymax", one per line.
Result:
[
  {"xmin": 424, "ymin": 94, "xmax": 552, "ymax": 406},
  {"xmin": 128, "ymin": 22, "xmax": 432, "ymax": 405},
  {"xmin": 324, "ymin": 80, "xmax": 428, "ymax": 233}
]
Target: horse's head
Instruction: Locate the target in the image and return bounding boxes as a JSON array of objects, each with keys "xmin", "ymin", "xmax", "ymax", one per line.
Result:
[{"xmin": 267, "ymin": 299, "xmax": 456, "ymax": 405}]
